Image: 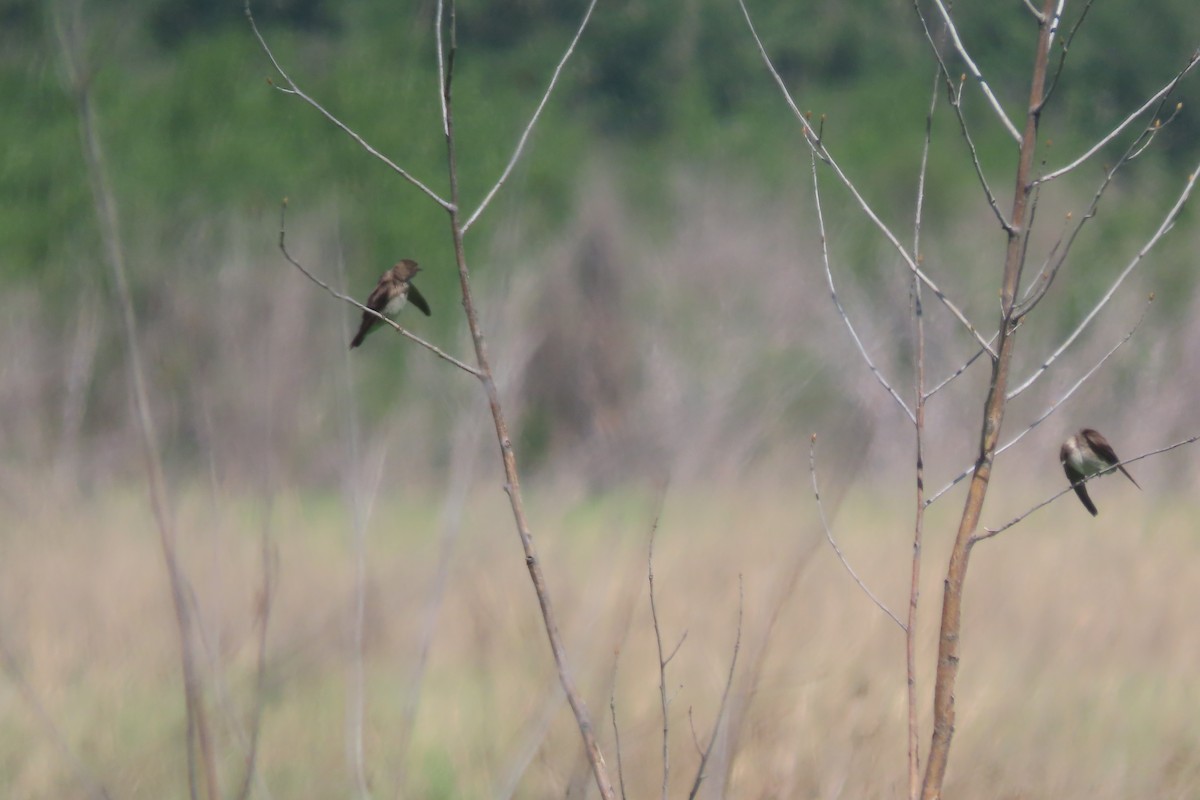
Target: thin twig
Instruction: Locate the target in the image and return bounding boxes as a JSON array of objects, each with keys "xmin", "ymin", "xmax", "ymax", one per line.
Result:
[
  {"xmin": 275, "ymin": 201, "xmax": 481, "ymax": 377},
  {"xmin": 810, "ymin": 151, "xmax": 915, "ymax": 423},
  {"xmin": 912, "ymin": 3, "xmax": 1011, "ymax": 232},
  {"xmin": 1045, "ymin": 0, "xmax": 1066, "ymax": 48},
  {"xmin": 738, "ymin": 0, "xmax": 995, "ymax": 357},
  {"xmin": 609, "ymin": 692, "xmax": 629, "ymax": 800},
  {"xmin": 1007, "ymin": 160, "xmax": 1200, "ymax": 399},
  {"xmin": 927, "ymin": 0, "xmax": 1023, "ymax": 143},
  {"xmin": 925, "ymin": 298, "xmax": 1151, "ymax": 507},
  {"xmin": 435, "ymin": 0, "xmax": 448, "ymax": 136},
  {"xmin": 974, "ymin": 435, "xmax": 1199, "ymax": 541},
  {"xmin": 1035, "ymin": 50, "xmax": 1199, "ymax": 185},
  {"xmin": 1017, "ymin": 95, "xmax": 1183, "ymax": 320},
  {"xmin": 463, "ymin": 0, "xmax": 598, "ymax": 233},
  {"xmin": 687, "ymin": 708, "xmax": 704, "ymax": 758},
  {"xmin": 1040, "ymin": 0, "xmax": 1095, "ymax": 109},
  {"xmin": 905, "ymin": 57, "xmax": 941, "ymax": 800},
  {"xmin": 923, "ymin": 332, "xmax": 997, "ymax": 400},
  {"xmin": 686, "ymin": 577, "xmax": 744, "ymax": 800},
  {"xmin": 648, "ymin": 517, "xmax": 674, "ymax": 800},
  {"xmin": 234, "ymin": 525, "xmax": 278, "ymax": 800},
  {"xmin": 245, "ymin": 1, "xmax": 451, "ymax": 210},
  {"xmin": 810, "ymin": 435, "xmax": 906, "ymax": 630}
]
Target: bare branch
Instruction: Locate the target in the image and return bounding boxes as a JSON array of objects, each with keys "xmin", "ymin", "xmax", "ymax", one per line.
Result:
[
  {"xmin": 1040, "ymin": 0, "xmax": 1095, "ymax": 108},
  {"xmin": 233, "ymin": 527, "xmax": 278, "ymax": 800},
  {"xmin": 927, "ymin": 0, "xmax": 1023, "ymax": 143},
  {"xmin": 439, "ymin": 7, "xmax": 614, "ymax": 793},
  {"xmin": 975, "ymin": 435, "xmax": 1200, "ymax": 541},
  {"xmin": 609, "ymin": 693, "xmax": 628, "ymax": 800},
  {"xmin": 810, "ymin": 435, "xmax": 906, "ymax": 630},
  {"xmin": 905, "ymin": 60, "xmax": 941, "ymax": 800},
  {"xmin": 1008, "ymin": 160, "xmax": 1200, "ymax": 399},
  {"xmin": 275, "ymin": 201, "xmax": 481, "ymax": 377},
  {"xmin": 686, "ymin": 577, "xmax": 744, "ymax": 800},
  {"xmin": 947, "ymin": 78, "xmax": 1013, "ymax": 231},
  {"xmin": 925, "ymin": 297, "xmax": 1151, "ymax": 508},
  {"xmin": 435, "ymin": 0, "xmax": 448, "ymax": 136},
  {"xmin": 738, "ymin": 0, "xmax": 996, "ymax": 357},
  {"xmin": 912, "ymin": 3, "xmax": 1012, "ymax": 232},
  {"xmin": 245, "ymin": 1, "xmax": 452, "ymax": 210},
  {"xmin": 999, "ymin": 295, "xmax": 1150, "ymax": 447},
  {"xmin": 1021, "ymin": 0, "xmax": 1045, "ymax": 22},
  {"xmin": 463, "ymin": 0, "xmax": 598, "ymax": 233},
  {"xmin": 687, "ymin": 708, "xmax": 704, "ymax": 758},
  {"xmin": 1019, "ymin": 61, "xmax": 1188, "ymax": 318},
  {"xmin": 1045, "ymin": 0, "xmax": 1066, "ymax": 47},
  {"xmin": 648, "ymin": 517, "xmax": 673, "ymax": 800},
  {"xmin": 923, "ymin": 333, "xmax": 997, "ymax": 400},
  {"xmin": 1035, "ymin": 51, "xmax": 1200, "ymax": 185},
  {"xmin": 810, "ymin": 151, "xmax": 915, "ymax": 424}
]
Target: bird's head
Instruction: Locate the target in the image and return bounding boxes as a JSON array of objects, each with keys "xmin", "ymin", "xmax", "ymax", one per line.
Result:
[{"xmin": 395, "ymin": 258, "xmax": 420, "ymax": 279}]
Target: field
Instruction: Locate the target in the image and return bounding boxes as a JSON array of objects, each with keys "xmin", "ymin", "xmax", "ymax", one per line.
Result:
[{"xmin": 3, "ymin": 476, "xmax": 1199, "ymax": 799}]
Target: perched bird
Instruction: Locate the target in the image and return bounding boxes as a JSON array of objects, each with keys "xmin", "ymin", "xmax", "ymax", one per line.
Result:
[
  {"xmin": 1059, "ymin": 428, "xmax": 1141, "ymax": 516},
  {"xmin": 349, "ymin": 259, "xmax": 431, "ymax": 349}
]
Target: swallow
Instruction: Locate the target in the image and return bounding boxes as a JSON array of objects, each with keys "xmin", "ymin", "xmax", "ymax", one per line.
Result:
[
  {"xmin": 1059, "ymin": 428, "xmax": 1140, "ymax": 516},
  {"xmin": 349, "ymin": 259, "xmax": 431, "ymax": 349}
]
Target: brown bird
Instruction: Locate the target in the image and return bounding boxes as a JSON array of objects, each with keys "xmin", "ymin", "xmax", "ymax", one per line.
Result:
[
  {"xmin": 1059, "ymin": 428, "xmax": 1140, "ymax": 516},
  {"xmin": 349, "ymin": 259, "xmax": 431, "ymax": 349}
]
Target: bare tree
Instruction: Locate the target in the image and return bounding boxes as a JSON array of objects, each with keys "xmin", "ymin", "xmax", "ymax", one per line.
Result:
[
  {"xmin": 247, "ymin": 0, "xmax": 617, "ymax": 796},
  {"xmin": 738, "ymin": 0, "xmax": 1200, "ymax": 797}
]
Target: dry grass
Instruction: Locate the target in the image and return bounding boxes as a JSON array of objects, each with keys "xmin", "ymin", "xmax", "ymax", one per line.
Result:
[{"xmin": 2, "ymin": 475, "xmax": 1199, "ymax": 799}]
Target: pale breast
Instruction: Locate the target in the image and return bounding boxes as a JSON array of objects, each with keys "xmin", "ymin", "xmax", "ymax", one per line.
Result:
[{"xmin": 382, "ymin": 292, "xmax": 408, "ymax": 316}]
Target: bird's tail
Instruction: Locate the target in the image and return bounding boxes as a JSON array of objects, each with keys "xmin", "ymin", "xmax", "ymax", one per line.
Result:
[
  {"xmin": 1117, "ymin": 464, "xmax": 1141, "ymax": 490},
  {"xmin": 1072, "ymin": 482, "xmax": 1099, "ymax": 516}
]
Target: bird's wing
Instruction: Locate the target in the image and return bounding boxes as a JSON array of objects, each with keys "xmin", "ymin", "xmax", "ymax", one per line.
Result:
[
  {"xmin": 1083, "ymin": 429, "xmax": 1140, "ymax": 488},
  {"xmin": 365, "ymin": 278, "xmax": 394, "ymax": 315},
  {"xmin": 1082, "ymin": 429, "xmax": 1120, "ymax": 467},
  {"xmin": 350, "ymin": 277, "xmax": 393, "ymax": 349},
  {"xmin": 407, "ymin": 283, "xmax": 432, "ymax": 316},
  {"xmin": 1062, "ymin": 461, "xmax": 1098, "ymax": 516}
]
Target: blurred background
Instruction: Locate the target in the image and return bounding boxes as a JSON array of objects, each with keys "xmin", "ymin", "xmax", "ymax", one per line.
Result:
[{"xmin": 2, "ymin": 0, "xmax": 1200, "ymax": 797}]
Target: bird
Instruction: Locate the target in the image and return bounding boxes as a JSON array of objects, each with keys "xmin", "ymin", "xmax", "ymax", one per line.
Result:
[
  {"xmin": 349, "ymin": 259, "xmax": 431, "ymax": 349},
  {"xmin": 1059, "ymin": 428, "xmax": 1140, "ymax": 516}
]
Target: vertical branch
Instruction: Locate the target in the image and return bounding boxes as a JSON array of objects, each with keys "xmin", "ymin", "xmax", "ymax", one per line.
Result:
[
  {"xmin": 52, "ymin": 5, "xmax": 218, "ymax": 799},
  {"xmin": 685, "ymin": 577, "xmax": 743, "ymax": 800},
  {"xmin": 437, "ymin": 4, "xmax": 615, "ymax": 797},
  {"xmin": 648, "ymin": 520, "xmax": 684, "ymax": 800},
  {"xmin": 907, "ymin": 60, "xmax": 941, "ymax": 800},
  {"xmin": 921, "ymin": 1, "xmax": 1057, "ymax": 796}
]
